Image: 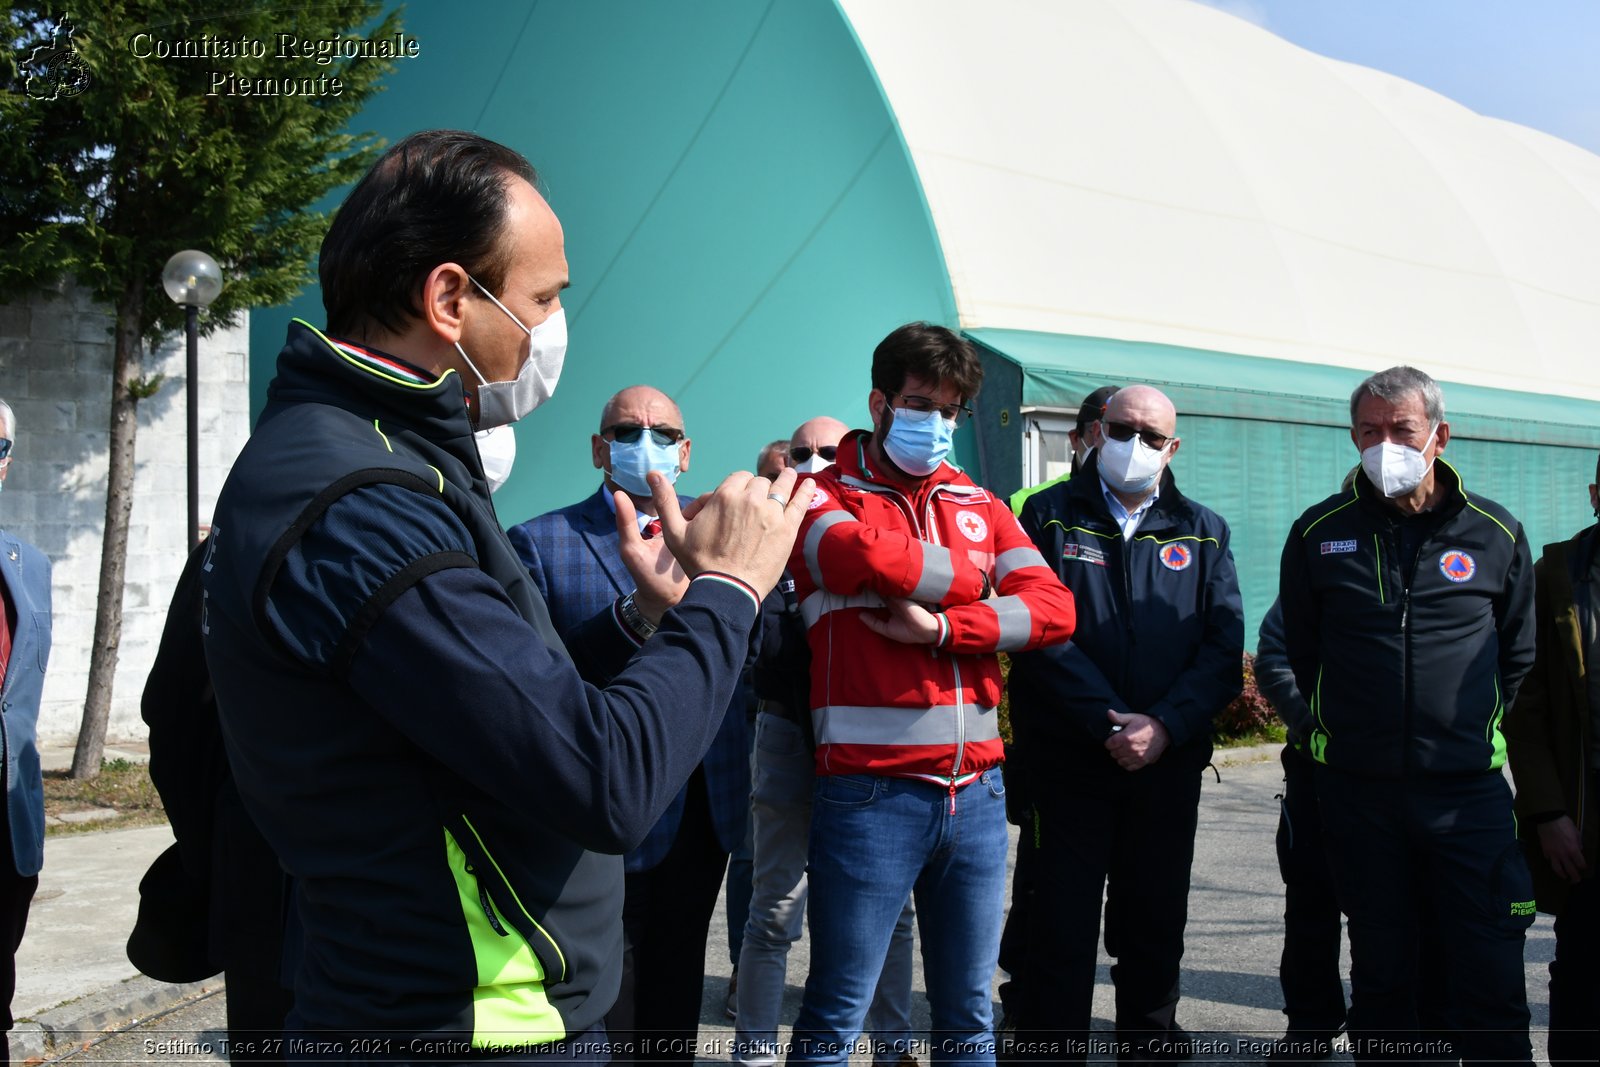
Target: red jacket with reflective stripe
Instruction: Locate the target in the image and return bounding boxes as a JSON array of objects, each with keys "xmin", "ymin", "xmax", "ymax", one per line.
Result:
[{"xmin": 790, "ymin": 432, "xmax": 1076, "ymax": 781}]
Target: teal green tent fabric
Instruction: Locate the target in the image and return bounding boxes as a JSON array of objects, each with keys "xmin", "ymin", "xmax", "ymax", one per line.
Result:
[
  {"xmin": 249, "ymin": 0, "xmax": 960, "ymax": 526},
  {"xmin": 968, "ymin": 328, "xmax": 1600, "ymax": 642},
  {"xmin": 244, "ymin": 0, "xmax": 1599, "ymax": 653}
]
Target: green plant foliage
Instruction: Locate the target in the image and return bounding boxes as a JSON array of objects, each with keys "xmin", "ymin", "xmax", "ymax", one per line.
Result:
[
  {"xmin": 1001, "ymin": 652, "xmax": 1283, "ymax": 748},
  {"xmin": 1213, "ymin": 652, "xmax": 1280, "ymax": 743},
  {"xmin": 126, "ymin": 371, "xmax": 164, "ymax": 398},
  {"xmin": 0, "ymin": 1, "xmax": 400, "ymax": 338}
]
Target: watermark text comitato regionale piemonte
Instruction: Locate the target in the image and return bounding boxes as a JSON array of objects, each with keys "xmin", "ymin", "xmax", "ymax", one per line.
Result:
[{"xmin": 128, "ymin": 28, "xmax": 421, "ymax": 97}]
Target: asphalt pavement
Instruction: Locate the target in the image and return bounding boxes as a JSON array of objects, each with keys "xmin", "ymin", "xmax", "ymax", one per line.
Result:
[{"xmin": 9, "ymin": 743, "xmax": 1560, "ymax": 1064}]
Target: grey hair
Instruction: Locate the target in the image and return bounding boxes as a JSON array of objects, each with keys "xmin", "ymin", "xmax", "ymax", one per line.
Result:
[
  {"xmin": 756, "ymin": 439, "xmax": 789, "ymax": 472},
  {"xmin": 1350, "ymin": 366, "xmax": 1444, "ymax": 429},
  {"xmin": 0, "ymin": 398, "xmax": 14, "ymax": 440}
]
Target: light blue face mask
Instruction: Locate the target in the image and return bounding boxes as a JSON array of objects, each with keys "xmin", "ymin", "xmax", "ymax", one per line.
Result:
[
  {"xmin": 882, "ymin": 406, "xmax": 955, "ymax": 477},
  {"xmin": 608, "ymin": 435, "xmax": 682, "ymax": 498}
]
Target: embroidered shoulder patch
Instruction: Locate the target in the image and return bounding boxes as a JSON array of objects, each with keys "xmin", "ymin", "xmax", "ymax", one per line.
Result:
[
  {"xmin": 806, "ymin": 488, "xmax": 830, "ymax": 510},
  {"xmin": 1158, "ymin": 543, "xmax": 1193, "ymax": 571},
  {"xmin": 1062, "ymin": 542, "xmax": 1107, "ymax": 567},
  {"xmin": 954, "ymin": 510, "xmax": 988, "ymax": 542},
  {"xmin": 1439, "ymin": 549, "xmax": 1476, "ymax": 583},
  {"xmin": 1320, "ymin": 539, "xmax": 1358, "ymax": 555}
]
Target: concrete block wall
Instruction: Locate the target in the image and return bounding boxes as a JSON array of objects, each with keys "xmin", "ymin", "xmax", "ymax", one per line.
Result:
[{"xmin": 0, "ymin": 279, "xmax": 250, "ymax": 744}]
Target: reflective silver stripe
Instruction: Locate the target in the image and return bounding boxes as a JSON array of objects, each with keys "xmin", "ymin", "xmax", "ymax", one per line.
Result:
[
  {"xmin": 800, "ymin": 588, "xmax": 887, "ymax": 628},
  {"xmin": 813, "ymin": 704, "xmax": 1000, "ymax": 747},
  {"xmin": 993, "ymin": 546, "xmax": 1047, "ymax": 583},
  {"xmin": 910, "ymin": 541, "xmax": 958, "ymax": 602},
  {"xmin": 986, "ymin": 596, "xmax": 1034, "ymax": 651},
  {"xmin": 803, "ymin": 510, "xmax": 856, "ymax": 589}
]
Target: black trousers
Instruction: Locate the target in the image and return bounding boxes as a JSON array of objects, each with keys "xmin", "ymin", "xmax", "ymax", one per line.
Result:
[
  {"xmin": 997, "ymin": 815, "xmax": 1038, "ymax": 1022},
  {"xmin": 2, "ymin": 832, "xmax": 38, "ymax": 1067},
  {"xmin": 1546, "ymin": 770, "xmax": 1600, "ymax": 1064},
  {"xmin": 1007, "ymin": 757, "xmax": 1204, "ymax": 1064},
  {"xmin": 1315, "ymin": 768, "xmax": 1532, "ymax": 1067},
  {"xmin": 214, "ymin": 781, "xmax": 294, "ymax": 1063},
  {"xmin": 606, "ymin": 770, "xmax": 729, "ymax": 1066},
  {"xmin": 1275, "ymin": 745, "xmax": 1347, "ymax": 1036}
]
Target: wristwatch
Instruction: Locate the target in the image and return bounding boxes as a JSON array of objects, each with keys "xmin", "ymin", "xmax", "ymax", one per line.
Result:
[{"xmin": 619, "ymin": 592, "xmax": 658, "ymax": 640}]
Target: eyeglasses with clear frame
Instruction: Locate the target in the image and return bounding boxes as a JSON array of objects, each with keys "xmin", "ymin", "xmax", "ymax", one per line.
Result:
[{"xmin": 885, "ymin": 391, "xmax": 973, "ymax": 427}]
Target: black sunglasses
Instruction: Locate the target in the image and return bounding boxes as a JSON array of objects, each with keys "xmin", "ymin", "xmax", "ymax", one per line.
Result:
[
  {"xmin": 603, "ymin": 424, "xmax": 684, "ymax": 447},
  {"xmin": 0, "ymin": 438, "xmax": 10, "ymax": 461},
  {"xmin": 788, "ymin": 445, "xmax": 837, "ymax": 464},
  {"xmin": 885, "ymin": 391, "xmax": 973, "ymax": 426},
  {"xmin": 1104, "ymin": 420, "xmax": 1172, "ymax": 450}
]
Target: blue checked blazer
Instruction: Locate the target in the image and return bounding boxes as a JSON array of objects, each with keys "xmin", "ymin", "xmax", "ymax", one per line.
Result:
[
  {"xmin": 2, "ymin": 529, "xmax": 52, "ymax": 878},
  {"xmin": 508, "ymin": 487, "xmax": 749, "ymax": 872}
]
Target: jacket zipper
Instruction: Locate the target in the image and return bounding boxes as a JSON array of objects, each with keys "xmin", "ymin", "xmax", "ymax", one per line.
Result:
[
  {"xmin": 855, "ymin": 480, "xmax": 975, "ymax": 790},
  {"xmin": 1395, "ymin": 526, "xmax": 1425, "ymax": 775},
  {"xmin": 927, "ymin": 488, "xmax": 967, "ymax": 791},
  {"xmin": 468, "ymin": 866, "xmax": 509, "ymax": 936},
  {"xmin": 1111, "ymin": 531, "xmax": 1137, "ymax": 694}
]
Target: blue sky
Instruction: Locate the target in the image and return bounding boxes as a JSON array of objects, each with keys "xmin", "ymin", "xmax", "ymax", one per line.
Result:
[{"xmin": 1194, "ymin": 0, "xmax": 1600, "ymax": 155}]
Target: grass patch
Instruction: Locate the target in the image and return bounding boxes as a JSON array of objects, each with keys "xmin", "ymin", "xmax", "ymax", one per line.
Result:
[
  {"xmin": 1213, "ymin": 721, "xmax": 1287, "ymax": 749},
  {"xmin": 43, "ymin": 758, "xmax": 168, "ymax": 835}
]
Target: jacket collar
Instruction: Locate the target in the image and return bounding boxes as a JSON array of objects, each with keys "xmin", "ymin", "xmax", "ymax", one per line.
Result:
[
  {"xmin": 1569, "ymin": 524, "xmax": 1599, "ymax": 584},
  {"xmin": 834, "ymin": 428, "xmax": 973, "ymax": 497},
  {"xmin": 1353, "ymin": 456, "xmax": 1468, "ymax": 523},
  {"xmin": 263, "ymin": 320, "xmax": 481, "ymax": 473},
  {"xmin": 1063, "ymin": 450, "xmax": 1186, "ymax": 534}
]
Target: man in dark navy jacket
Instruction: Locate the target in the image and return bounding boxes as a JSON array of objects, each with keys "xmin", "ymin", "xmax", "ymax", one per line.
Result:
[
  {"xmin": 1007, "ymin": 385, "xmax": 1243, "ymax": 1065},
  {"xmin": 1279, "ymin": 366, "xmax": 1536, "ymax": 1066},
  {"xmin": 201, "ymin": 130, "xmax": 811, "ymax": 1062}
]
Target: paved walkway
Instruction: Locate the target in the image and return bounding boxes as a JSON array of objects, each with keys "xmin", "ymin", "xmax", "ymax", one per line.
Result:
[{"xmin": 8, "ymin": 741, "xmax": 1561, "ymax": 1063}]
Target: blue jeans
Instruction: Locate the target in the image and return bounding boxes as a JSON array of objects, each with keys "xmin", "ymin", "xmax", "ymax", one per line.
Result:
[
  {"xmin": 790, "ymin": 770, "xmax": 1009, "ymax": 1067},
  {"xmin": 735, "ymin": 713, "xmax": 915, "ymax": 1067}
]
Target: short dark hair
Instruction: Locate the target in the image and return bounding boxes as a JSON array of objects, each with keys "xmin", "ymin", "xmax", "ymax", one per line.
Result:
[
  {"xmin": 870, "ymin": 322, "xmax": 983, "ymax": 402},
  {"xmin": 1075, "ymin": 385, "xmax": 1120, "ymax": 433},
  {"xmin": 319, "ymin": 130, "xmax": 537, "ymax": 337}
]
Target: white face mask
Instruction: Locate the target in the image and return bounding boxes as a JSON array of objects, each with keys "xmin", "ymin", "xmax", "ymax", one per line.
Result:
[
  {"xmin": 1098, "ymin": 433, "xmax": 1168, "ymax": 494},
  {"xmin": 454, "ymin": 276, "xmax": 567, "ymax": 430},
  {"xmin": 794, "ymin": 453, "xmax": 833, "ymax": 475},
  {"xmin": 474, "ymin": 425, "xmax": 517, "ymax": 494},
  {"xmin": 1361, "ymin": 431, "xmax": 1436, "ymax": 498}
]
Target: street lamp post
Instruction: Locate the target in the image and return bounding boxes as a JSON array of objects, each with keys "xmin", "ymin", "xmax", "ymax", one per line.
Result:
[{"xmin": 161, "ymin": 250, "xmax": 223, "ymax": 553}]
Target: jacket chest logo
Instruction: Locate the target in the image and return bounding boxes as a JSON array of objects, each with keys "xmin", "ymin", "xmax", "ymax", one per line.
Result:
[
  {"xmin": 807, "ymin": 488, "xmax": 830, "ymax": 510},
  {"xmin": 1320, "ymin": 539, "xmax": 1357, "ymax": 555},
  {"xmin": 954, "ymin": 510, "xmax": 988, "ymax": 542},
  {"xmin": 1158, "ymin": 543, "xmax": 1193, "ymax": 571},
  {"xmin": 1439, "ymin": 549, "xmax": 1476, "ymax": 583},
  {"xmin": 1062, "ymin": 542, "xmax": 1107, "ymax": 567}
]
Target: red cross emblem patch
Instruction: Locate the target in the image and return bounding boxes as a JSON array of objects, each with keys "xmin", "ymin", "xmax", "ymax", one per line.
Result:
[{"xmin": 956, "ymin": 510, "xmax": 988, "ymax": 543}]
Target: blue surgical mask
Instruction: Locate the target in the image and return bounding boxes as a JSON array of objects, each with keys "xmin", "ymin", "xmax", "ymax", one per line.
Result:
[
  {"xmin": 609, "ymin": 435, "xmax": 682, "ymax": 498},
  {"xmin": 882, "ymin": 407, "xmax": 954, "ymax": 477}
]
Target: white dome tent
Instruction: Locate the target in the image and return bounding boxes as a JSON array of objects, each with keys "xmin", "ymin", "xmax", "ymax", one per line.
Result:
[{"xmin": 836, "ymin": 0, "xmax": 1600, "ymax": 629}]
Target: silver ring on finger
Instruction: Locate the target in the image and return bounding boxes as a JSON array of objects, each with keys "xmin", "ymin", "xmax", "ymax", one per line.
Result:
[{"xmin": 766, "ymin": 493, "xmax": 786, "ymax": 505}]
